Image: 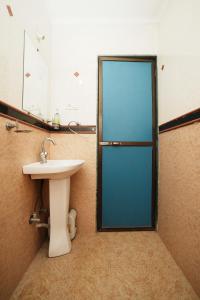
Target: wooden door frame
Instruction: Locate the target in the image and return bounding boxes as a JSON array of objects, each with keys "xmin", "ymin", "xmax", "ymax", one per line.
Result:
[{"xmin": 97, "ymin": 56, "xmax": 158, "ymax": 231}]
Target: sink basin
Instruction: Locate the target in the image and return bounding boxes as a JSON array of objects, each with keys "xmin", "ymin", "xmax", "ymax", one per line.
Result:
[
  {"xmin": 23, "ymin": 159, "xmax": 85, "ymax": 257},
  {"xmin": 23, "ymin": 159, "xmax": 85, "ymax": 179}
]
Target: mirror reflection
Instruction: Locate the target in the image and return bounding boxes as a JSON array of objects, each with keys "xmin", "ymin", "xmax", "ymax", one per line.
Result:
[
  {"xmin": 23, "ymin": 32, "xmax": 49, "ymax": 120},
  {"xmin": 0, "ymin": 0, "xmax": 51, "ymax": 123}
]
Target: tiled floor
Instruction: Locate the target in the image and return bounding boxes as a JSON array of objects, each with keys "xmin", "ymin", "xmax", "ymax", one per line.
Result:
[{"xmin": 11, "ymin": 232, "xmax": 198, "ymax": 300}]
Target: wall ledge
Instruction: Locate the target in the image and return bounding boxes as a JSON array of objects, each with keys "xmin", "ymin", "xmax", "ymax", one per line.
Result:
[
  {"xmin": 0, "ymin": 100, "xmax": 96, "ymax": 134},
  {"xmin": 159, "ymin": 108, "xmax": 200, "ymax": 133}
]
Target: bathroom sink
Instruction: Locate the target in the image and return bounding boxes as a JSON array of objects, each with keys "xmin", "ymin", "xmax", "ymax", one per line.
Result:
[
  {"xmin": 23, "ymin": 160, "xmax": 85, "ymax": 179},
  {"xmin": 23, "ymin": 159, "xmax": 85, "ymax": 257}
]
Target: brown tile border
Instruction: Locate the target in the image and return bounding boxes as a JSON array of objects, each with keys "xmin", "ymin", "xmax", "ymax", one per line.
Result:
[
  {"xmin": 159, "ymin": 108, "xmax": 200, "ymax": 133},
  {"xmin": 0, "ymin": 112, "xmax": 48, "ymax": 133},
  {"xmin": 0, "ymin": 100, "xmax": 51, "ymax": 131},
  {"xmin": 0, "ymin": 100, "xmax": 96, "ymax": 134}
]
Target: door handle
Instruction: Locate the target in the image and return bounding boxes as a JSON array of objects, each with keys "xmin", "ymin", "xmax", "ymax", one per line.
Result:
[
  {"xmin": 112, "ymin": 142, "xmax": 121, "ymax": 146},
  {"xmin": 99, "ymin": 142, "xmax": 111, "ymax": 146},
  {"xmin": 99, "ymin": 141, "xmax": 122, "ymax": 146}
]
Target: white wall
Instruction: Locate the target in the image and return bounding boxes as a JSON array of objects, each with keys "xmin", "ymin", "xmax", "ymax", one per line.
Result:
[
  {"xmin": 0, "ymin": 0, "xmax": 51, "ymax": 111},
  {"xmin": 3, "ymin": 0, "xmax": 198, "ymax": 125},
  {"xmin": 158, "ymin": 0, "xmax": 200, "ymax": 124},
  {"xmin": 0, "ymin": 1, "xmax": 23, "ymax": 109},
  {"xmin": 50, "ymin": 21, "xmax": 158, "ymax": 125}
]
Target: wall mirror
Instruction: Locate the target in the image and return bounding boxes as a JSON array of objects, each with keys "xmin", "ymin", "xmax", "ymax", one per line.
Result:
[
  {"xmin": 22, "ymin": 32, "xmax": 49, "ymax": 121},
  {"xmin": 0, "ymin": 6, "xmax": 24, "ymax": 110}
]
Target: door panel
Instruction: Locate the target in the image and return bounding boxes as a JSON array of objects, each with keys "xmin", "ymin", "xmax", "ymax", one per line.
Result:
[
  {"xmin": 102, "ymin": 146, "xmax": 152, "ymax": 228},
  {"xmin": 102, "ymin": 61, "xmax": 153, "ymax": 142},
  {"xmin": 98, "ymin": 56, "xmax": 157, "ymax": 231}
]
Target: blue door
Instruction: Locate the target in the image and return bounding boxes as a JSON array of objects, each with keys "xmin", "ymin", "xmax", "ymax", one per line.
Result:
[{"xmin": 98, "ymin": 57, "xmax": 157, "ymax": 230}]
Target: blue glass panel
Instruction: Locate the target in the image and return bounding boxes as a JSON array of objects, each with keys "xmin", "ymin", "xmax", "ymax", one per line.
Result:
[
  {"xmin": 102, "ymin": 146, "xmax": 152, "ymax": 228},
  {"xmin": 102, "ymin": 61, "xmax": 152, "ymax": 142}
]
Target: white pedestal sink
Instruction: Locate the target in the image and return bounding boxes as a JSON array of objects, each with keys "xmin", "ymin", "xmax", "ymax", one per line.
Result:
[{"xmin": 23, "ymin": 160, "xmax": 85, "ymax": 257}]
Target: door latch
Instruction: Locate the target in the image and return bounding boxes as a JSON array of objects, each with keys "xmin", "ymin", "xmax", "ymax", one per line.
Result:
[
  {"xmin": 99, "ymin": 142, "xmax": 111, "ymax": 146},
  {"xmin": 99, "ymin": 141, "xmax": 122, "ymax": 146},
  {"xmin": 112, "ymin": 142, "xmax": 121, "ymax": 146}
]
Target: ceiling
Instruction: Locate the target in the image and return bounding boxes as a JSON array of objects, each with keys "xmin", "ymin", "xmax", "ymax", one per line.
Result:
[{"xmin": 46, "ymin": 0, "xmax": 169, "ymax": 23}]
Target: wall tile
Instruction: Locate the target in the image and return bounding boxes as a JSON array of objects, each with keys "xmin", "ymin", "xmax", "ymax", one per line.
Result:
[
  {"xmin": 0, "ymin": 116, "xmax": 49, "ymax": 300},
  {"xmin": 158, "ymin": 122, "xmax": 200, "ymax": 296}
]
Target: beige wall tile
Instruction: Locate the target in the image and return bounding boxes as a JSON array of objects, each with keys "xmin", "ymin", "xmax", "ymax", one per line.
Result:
[
  {"xmin": 158, "ymin": 122, "xmax": 200, "ymax": 296},
  {"xmin": 2, "ymin": 116, "xmax": 200, "ymax": 299},
  {"xmin": 0, "ymin": 116, "xmax": 50, "ymax": 300}
]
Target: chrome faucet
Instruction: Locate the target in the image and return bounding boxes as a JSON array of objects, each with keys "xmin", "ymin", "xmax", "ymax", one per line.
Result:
[{"xmin": 40, "ymin": 137, "xmax": 56, "ymax": 163}]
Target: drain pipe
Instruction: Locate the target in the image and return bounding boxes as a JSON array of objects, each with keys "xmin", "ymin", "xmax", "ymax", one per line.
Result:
[
  {"xmin": 29, "ymin": 212, "xmax": 49, "ymax": 229},
  {"xmin": 31, "ymin": 209, "xmax": 77, "ymax": 239}
]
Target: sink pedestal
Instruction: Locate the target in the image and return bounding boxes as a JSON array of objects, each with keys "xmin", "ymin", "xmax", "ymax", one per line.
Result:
[
  {"xmin": 23, "ymin": 159, "xmax": 85, "ymax": 257},
  {"xmin": 49, "ymin": 178, "xmax": 71, "ymax": 257}
]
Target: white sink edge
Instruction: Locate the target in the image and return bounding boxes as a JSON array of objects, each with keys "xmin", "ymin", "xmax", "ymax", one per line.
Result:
[{"xmin": 23, "ymin": 159, "xmax": 85, "ymax": 175}]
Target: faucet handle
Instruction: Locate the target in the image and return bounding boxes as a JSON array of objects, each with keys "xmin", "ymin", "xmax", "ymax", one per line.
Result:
[
  {"xmin": 46, "ymin": 137, "xmax": 56, "ymax": 145},
  {"xmin": 5, "ymin": 120, "xmax": 32, "ymax": 133},
  {"xmin": 6, "ymin": 120, "xmax": 18, "ymax": 131}
]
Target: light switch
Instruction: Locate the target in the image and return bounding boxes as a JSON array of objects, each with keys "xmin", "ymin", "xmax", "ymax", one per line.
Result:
[{"xmin": 65, "ymin": 104, "xmax": 80, "ymax": 111}]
